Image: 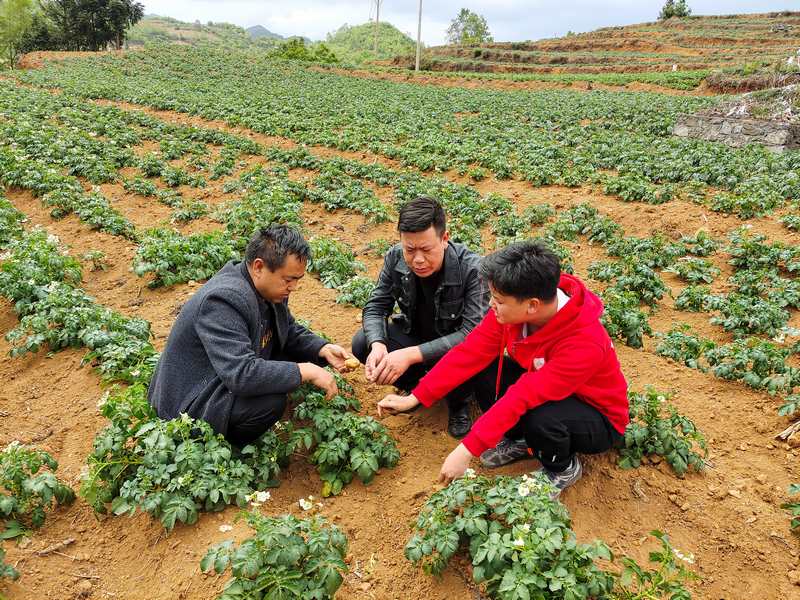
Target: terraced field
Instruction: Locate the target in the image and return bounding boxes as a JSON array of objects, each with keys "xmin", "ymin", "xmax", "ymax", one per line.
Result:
[
  {"xmin": 0, "ymin": 47, "xmax": 799, "ymax": 599},
  {"xmin": 387, "ymin": 11, "xmax": 800, "ymax": 90}
]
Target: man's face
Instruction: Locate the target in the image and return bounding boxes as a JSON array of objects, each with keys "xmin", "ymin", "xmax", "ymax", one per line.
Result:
[
  {"xmin": 489, "ymin": 284, "xmax": 538, "ymax": 325},
  {"xmin": 400, "ymin": 226, "xmax": 449, "ymax": 278},
  {"xmin": 250, "ymin": 254, "xmax": 306, "ymax": 303}
]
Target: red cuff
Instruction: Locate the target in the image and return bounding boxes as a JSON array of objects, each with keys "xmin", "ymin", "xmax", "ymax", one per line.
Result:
[
  {"xmin": 462, "ymin": 431, "xmax": 489, "ymax": 457},
  {"xmin": 412, "ymin": 381, "xmax": 438, "ymax": 407}
]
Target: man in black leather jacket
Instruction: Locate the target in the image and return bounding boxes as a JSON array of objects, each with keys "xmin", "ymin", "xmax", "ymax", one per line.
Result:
[{"xmin": 351, "ymin": 197, "xmax": 489, "ymax": 438}]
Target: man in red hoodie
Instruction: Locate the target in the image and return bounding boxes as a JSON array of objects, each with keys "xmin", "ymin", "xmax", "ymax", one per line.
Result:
[{"xmin": 377, "ymin": 240, "xmax": 629, "ymax": 497}]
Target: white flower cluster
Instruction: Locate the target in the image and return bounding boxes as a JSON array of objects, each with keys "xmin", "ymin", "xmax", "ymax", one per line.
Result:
[
  {"xmin": 298, "ymin": 495, "xmax": 314, "ymax": 511},
  {"xmin": 246, "ymin": 490, "xmax": 271, "ymax": 508},
  {"xmin": 672, "ymin": 547, "xmax": 695, "ymax": 565},
  {"xmin": 219, "ymin": 524, "xmax": 233, "ymax": 533},
  {"xmin": 2, "ymin": 440, "xmax": 21, "ymax": 453},
  {"xmin": 517, "ymin": 473, "xmax": 542, "ymax": 498},
  {"xmin": 463, "ymin": 468, "xmax": 477, "ymax": 479}
]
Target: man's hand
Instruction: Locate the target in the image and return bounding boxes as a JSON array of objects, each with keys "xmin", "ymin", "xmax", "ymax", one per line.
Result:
[
  {"xmin": 439, "ymin": 444, "xmax": 474, "ymax": 484},
  {"xmin": 377, "ymin": 393, "xmax": 419, "ymax": 417},
  {"xmin": 371, "ymin": 346, "xmax": 422, "ymax": 385},
  {"xmin": 298, "ymin": 363, "xmax": 338, "ymax": 399},
  {"xmin": 318, "ymin": 343, "xmax": 350, "ymax": 372},
  {"xmin": 365, "ymin": 342, "xmax": 388, "ymax": 381}
]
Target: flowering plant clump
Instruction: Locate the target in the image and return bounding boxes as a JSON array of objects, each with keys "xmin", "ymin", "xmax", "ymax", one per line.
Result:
[
  {"xmin": 81, "ymin": 384, "xmax": 298, "ymax": 531},
  {"xmin": 405, "ymin": 472, "xmax": 616, "ymax": 598},
  {"xmin": 0, "ymin": 442, "xmax": 74, "ymax": 539},
  {"xmin": 201, "ymin": 511, "xmax": 348, "ymax": 600},
  {"xmin": 406, "ymin": 473, "xmax": 698, "ymax": 599},
  {"xmin": 619, "ymin": 388, "xmax": 707, "ymax": 476}
]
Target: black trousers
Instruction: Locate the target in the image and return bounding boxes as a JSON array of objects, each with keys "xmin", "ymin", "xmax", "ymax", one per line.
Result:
[
  {"xmin": 476, "ymin": 357, "xmax": 622, "ymax": 472},
  {"xmin": 351, "ymin": 321, "xmax": 471, "ymax": 410},
  {"xmin": 227, "ymin": 392, "xmax": 287, "ymax": 448}
]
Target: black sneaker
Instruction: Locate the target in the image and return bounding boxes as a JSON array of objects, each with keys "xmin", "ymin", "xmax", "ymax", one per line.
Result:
[
  {"xmin": 447, "ymin": 402, "xmax": 472, "ymax": 439},
  {"xmin": 480, "ymin": 437, "xmax": 530, "ymax": 468},
  {"xmin": 536, "ymin": 456, "xmax": 583, "ymax": 499}
]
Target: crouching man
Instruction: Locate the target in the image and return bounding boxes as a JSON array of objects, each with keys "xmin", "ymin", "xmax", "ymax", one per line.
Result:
[
  {"xmin": 377, "ymin": 240, "xmax": 629, "ymax": 498},
  {"xmin": 351, "ymin": 196, "xmax": 489, "ymax": 438},
  {"xmin": 148, "ymin": 225, "xmax": 351, "ymax": 447}
]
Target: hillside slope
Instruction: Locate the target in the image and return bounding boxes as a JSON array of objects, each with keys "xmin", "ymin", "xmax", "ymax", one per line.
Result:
[
  {"xmin": 327, "ymin": 21, "xmax": 416, "ymax": 63},
  {"xmin": 128, "ymin": 15, "xmax": 284, "ymax": 48},
  {"xmin": 393, "ymin": 11, "xmax": 800, "ymax": 79}
]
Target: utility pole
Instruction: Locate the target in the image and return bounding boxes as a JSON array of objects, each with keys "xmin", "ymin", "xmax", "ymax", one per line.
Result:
[
  {"xmin": 373, "ymin": 0, "xmax": 383, "ymax": 55},
  {"xmin": 415, "ymin": 0, "xmax": 422, "ymax": 71}
]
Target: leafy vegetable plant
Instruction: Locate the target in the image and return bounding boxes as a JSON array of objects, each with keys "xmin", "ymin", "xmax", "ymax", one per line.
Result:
[
  {"xmin": 201, "ymin": 511, "xmax": 348, "ymax": 600},
  {"xmin": 619, "ymin": 388, "xmax": 707, "ymax": 476}
]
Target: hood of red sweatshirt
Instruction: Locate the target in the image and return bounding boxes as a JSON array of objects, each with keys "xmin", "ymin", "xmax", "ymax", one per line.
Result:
[{"xmin": 504, "ymin": 273, "xmax": 604, "ymax": 354}]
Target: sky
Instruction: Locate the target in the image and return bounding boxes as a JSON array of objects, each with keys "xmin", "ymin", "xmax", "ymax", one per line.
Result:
[{"xmin": 140, "ymin": 1, "xmax": 798, "ymax": 45}]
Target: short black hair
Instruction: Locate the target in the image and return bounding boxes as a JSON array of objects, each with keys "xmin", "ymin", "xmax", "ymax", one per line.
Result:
[
  {"xmin": 480, "ymin": 240, "xmax": 561, "ymax": 301},
  {"xmin": 397, "ymin": 196, "xmax": 446, "ymax": 237},
  {"xmin": 244, "ymin": 225, "xmax": 310, "ymax": 271}
]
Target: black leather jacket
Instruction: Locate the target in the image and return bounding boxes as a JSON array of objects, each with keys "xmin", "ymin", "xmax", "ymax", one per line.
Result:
[{"xmin": 362, "ymin": 242, "xmax": 489, "ymax": 363}]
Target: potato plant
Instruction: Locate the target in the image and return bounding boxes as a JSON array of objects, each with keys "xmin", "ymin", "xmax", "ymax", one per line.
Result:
[
  {"xmin": 783, "ymin": 485, "xmax": 800, "ymax": 532},
  {"xmin": 335, "ymin": 275, "xmax": 375, "ymax": 308},
  {"xmin": 307, "ymin": 167, "xmax": 391, "ymax": 223},
  {"xmin": 82, "ymin": 384, "xmax": 297, "ymax": 531},
  {"xmin": 291, "ymin": 379, "xmax": 400, "ymax": 497},
  {"xmin": 655, "ymin": 326, "xmax": 716, "ymax": 370},
  {"xmin": 619, "ymin": 388, "xmax": 707, "ymax": 476},
  {"xmin": 600, "ymin": 290, "xmax": 653, "ymax": 349},
  {"xmin": 133, "ymin": 228, "xmax": 239, "ymax": 288},
  {"xmin": 673, "ymin": 285, "xmax": 711, "ymax": 312},
  {"xmin": 0, "ymin": 442, "xmax": 75, "ymax": 539},
  {"xmin": 0, "ymin": 196, "xmax": 24, "ymax": 247},
  {"xmin": 123, "ymin": 176, "xmax": 159, "ymax": 197},
  {"xmin": 201, "ymin": 512, "xmax": 348, "ymax": 600},
  {"xmin": 405, "ymin": 472, "xmax": 616, "ymax": 599},
  {"xmin": 0, "ymin": 229, "xmax": 83, "ymax": 316},
  {"xmin": 664, "ymin": 257, "xmax": 720, "ymax": 284},
  {"xmin": 589, "ymin": 259, "xmax": 668, "ymax": 307},
  {"xmin": 214, "ymin": 167, "xmax": 306, "ymax": 247},
  {"xmin": 308, "ymin": 236, "xmax": 365, "ymax": 288}
]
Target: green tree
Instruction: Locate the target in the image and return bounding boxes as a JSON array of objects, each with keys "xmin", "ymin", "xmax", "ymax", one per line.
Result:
[
  {"xmin": 659, "ymin": 0, "xmax": 691, "ymax": 20},
  {"xmin": 445, "ymin": 8, "xmax": 492, "ymax": 46},
  {"xmin": 41, "ymin": 0, "xmax": 144, "ymax": 51},
  {"xmin": 0, "ymin": 0, "xmax": 37, "ymax": 67}
]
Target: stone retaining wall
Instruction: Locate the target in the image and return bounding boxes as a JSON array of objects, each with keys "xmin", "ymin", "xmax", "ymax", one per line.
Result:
[{"xmin": 673, "ymin": 114, "xmax": 800, "ymax": 152}]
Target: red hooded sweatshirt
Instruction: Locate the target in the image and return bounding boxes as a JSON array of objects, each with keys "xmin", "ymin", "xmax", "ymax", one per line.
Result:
[{"xmin": 412, "ymin": 273, "xmax": 629, "ymax": 457}]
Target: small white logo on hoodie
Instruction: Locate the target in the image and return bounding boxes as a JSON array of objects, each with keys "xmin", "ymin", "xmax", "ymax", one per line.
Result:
[{"xmin": 533, "ymin": 357, "xmax": 546, "ymax": 370}]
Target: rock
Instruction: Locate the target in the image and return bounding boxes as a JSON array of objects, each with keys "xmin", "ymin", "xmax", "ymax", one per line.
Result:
[
  {"xmin": 680, "ymin": 503, "xmax": 690, "ymax": 512},
  {"xmin": 728, "ymin": 489, "xmax": 742, "ymax": 499},
  {"xmin": 756, "ymin": 474, "xmax": 768, "ymax": 484},
  {"xmin": 75, "ymin": 579, "xmax": 93, "ymax": 597},
  {"xmin": 788, "ymin": 570, "xmax": 800, "ymax": 586}
]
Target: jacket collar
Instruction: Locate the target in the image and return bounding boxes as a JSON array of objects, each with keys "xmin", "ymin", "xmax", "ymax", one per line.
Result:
[
  {"xmin": 237, "ymin": 260, "xmax": 290, "ymax": 348},
  {"xmin": 393, "ymin": 241, "xmax": 463, "ymax": 286}
]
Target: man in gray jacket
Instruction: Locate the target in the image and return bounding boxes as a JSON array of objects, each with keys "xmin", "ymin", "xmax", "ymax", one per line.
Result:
[
  {"xmin": 148, "ymin": 225, "xmax": 351, "ymax": 447},
  {"xmin": 351, "ymin": 197, "xmax": 489, "ymax": 438}
]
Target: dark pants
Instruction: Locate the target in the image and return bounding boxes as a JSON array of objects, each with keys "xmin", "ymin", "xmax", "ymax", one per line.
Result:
[
  {"xmin": 477, "ymin": 357, "xmax": 622, "ymax": 472},
  {"xmin": 227, "ymin": 392, "xmax": 287, "ymax": 447},
  {"xmin": 351, "ymin": 321, "xmax": 471, "ymax": 410}
]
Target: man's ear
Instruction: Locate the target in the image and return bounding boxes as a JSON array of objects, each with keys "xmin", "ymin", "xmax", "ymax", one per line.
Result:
[
  {"xmin": 527, "ymin": 298, "xmax": 540, "ymax": 314},
  {"xmin": 441, "ymin": 230, "xmax": 450, "ymax": 244}
]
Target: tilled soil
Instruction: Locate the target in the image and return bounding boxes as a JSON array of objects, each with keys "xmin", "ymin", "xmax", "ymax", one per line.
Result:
[{"xmin": 0, "ymin": 84, "xmax": 799, "ymax": 600}]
